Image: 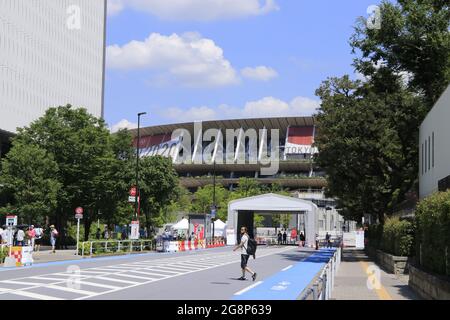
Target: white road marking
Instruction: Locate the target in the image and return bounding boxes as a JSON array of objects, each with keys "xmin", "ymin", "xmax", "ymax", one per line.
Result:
[
  {"xmin": 234, "ymin": 281, "xmax": 263, "ymax": 296},
  {"xmin": 76, "ymin": 281, "xmax": 120, "ymax": 290},
  {"xmin": 9, "ymin": 290, "xmax": 63, "ymax": 300},
  {"xmin": 110, "ymin": 273, "xmax": 155, "ymax": 280},
  {"xmin": 0, "ymin": 246, "xmax": 295, "ymax": 300},
  {"xmin": 45, "ymin": 284, "xmax": 97, "ymax": 296},
  {"xmin": 282, "ymin": 265, "xmax": 293, "ymax": 271},
  {"xmin": 95, "ymin": 276, "xmax": 139, "ymax": 285}
]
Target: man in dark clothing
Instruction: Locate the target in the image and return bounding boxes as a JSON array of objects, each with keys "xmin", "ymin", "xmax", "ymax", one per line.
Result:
[
  {"xmin": 282, "ymin": 231, "xmax": 287, "ymax": 245},
  {"xmin": 277, "ymin": 231, "xmax": 282, "ymax": 245}
]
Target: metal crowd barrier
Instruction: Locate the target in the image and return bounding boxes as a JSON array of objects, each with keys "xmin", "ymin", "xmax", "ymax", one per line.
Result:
[
  {"xmin": 80, "ymin": 240, "xmax": 156, "ymax": 257},
  {"xmin": 298, "ymin": 244, "xmax": 342, "ymax": 300}
]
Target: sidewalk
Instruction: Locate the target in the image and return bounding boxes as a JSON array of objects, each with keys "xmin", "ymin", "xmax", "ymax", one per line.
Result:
[
  {"xmin": 32, "ymin": 249, "xmax": 83, "ymax": 264},
  {"xmin": 332, "ymin": 248, "xmax": 419, "ymax": 300}
]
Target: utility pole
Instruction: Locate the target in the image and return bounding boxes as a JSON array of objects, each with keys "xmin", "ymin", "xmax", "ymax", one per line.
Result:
[{"xmin": 135, "ymin": 112, "xmax": 147, "ymax": 221}]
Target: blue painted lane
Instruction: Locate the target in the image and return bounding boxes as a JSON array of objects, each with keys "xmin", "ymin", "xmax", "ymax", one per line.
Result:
[{"xmin": 233, "ymin": 249, "xmax": 335, "ymax": 300}]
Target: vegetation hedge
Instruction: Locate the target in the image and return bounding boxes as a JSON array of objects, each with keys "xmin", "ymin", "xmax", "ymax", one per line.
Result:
[
  {"xmin": 367, "ymin": 217, "xmax": 414, "ymax": 257},
  {"xmin": 415, "ymin": 190, "xmax": 450, "ymax": 277}
]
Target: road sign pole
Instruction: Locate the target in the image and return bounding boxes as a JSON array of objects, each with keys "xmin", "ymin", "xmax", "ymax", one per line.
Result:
[{"xmin": 76, "ymin": 218, "xmax": 80, "ymax": 256}]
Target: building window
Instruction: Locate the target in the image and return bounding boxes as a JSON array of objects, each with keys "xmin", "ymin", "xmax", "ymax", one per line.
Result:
[{"xmin": 432, "ymin": 132, "xmax": 435, "ymax": 168}]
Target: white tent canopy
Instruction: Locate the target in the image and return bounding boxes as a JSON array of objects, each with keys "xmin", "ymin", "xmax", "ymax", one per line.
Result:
[
  {"xmin": 227, "ymin": 193, "xmax": 317, "ymax": 246},
  {"xmin": 213, "ymin": 219, "xmax": 227, "ymax": 237},
  {"xmin": 172, "ymin": 218, "xmax": 189, "ymax": 230}
]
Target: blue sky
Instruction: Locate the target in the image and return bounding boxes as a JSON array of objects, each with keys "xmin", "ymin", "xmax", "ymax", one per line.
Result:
[{"xmin": 105, "ymin": 0, "xmax": 383, "ymax": 131}]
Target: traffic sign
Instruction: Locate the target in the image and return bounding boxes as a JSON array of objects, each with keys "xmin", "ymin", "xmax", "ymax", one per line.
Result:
[
  {"xmin": 75, "ymin": 207, "xmax": 83, "ymax": 215},
  {"xmin": 75, "ymin": 213, "xmax": 83, "ymax": 219},
  {"xmin": 128, "ymin": 196, "xmax": 137, "ymax": 203},
  {"xmin": 6, "ymin": 215, "xmax": 17, "ymax": 226},
  {"xmin": 129, "ymin": 187, "xmax": 137, "ymax": 197}
]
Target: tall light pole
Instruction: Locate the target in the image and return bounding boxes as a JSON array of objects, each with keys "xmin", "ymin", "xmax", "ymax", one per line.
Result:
[{"xmin": 135, "ymin": 112, "xmax": 147, "ymax": 221}]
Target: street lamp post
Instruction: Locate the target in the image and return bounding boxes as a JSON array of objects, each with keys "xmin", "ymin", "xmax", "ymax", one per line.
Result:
[{"xmin": 135, "ymin": 112, "xmax": 147, "ymax": 221}]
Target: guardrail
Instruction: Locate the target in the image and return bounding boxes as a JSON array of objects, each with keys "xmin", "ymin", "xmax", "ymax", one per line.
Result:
[
  {"xmin": 79, "ymin": 240, "xmax": 156, "ymax": 257},
  {"xmin": 298, "ymin": 245, "xmax": 342, "ymax": 300}
]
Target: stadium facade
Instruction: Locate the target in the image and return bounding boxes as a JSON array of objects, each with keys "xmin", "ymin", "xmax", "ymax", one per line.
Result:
[
  {"xmin": 130, "ymin": 116, "xmax": 355, "ymax": 234},
  {"xmin": 0, "ymin": 0, "xmax": 107, "ymax": 155}
]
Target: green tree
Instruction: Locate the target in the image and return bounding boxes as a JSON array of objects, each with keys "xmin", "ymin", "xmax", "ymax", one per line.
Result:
[
  {"xmin": 13, "ymin": 105, "xmax": 117, "ymax": 241},
  {"xmin": 314, "ymin": 75, "xmax": 426, "ymax": 223},
  {"xmin": 137, "ymin": 156, "xmax": 179, "ymax": 235},
  {"xmin": 0, "ymin": 142, "xmax": 60, "ymax": 225},
  {"xmin": 351, "ymin": 0, "xmax": 450, "ymax": 107},
  {"xmin": 191, "ymin": 184, "xmax": 228, "ymax": 221}
]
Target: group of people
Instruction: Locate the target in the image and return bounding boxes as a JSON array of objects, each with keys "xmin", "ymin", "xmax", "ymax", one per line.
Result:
[
  {"xmin": 276, "ymin": 230, "xmax": 306, "ymax": 246},
  {"xmin": 0, "ymin": 225, "xmax": 59, "ymax": 253}
]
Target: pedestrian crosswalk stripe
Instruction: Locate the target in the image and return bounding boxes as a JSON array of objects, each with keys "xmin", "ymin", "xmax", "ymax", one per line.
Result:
[
  {"xmin": 31, "ymin": 276, "xmax": 78, "ymax": 281},
  {"xmin": 10, "ymin": 290, "xmax": 63, "ymax": 300},
  {"xmin": 126, "ymin": 270, "xmax": 169, "ymax": 277},
  {"xmin": 110, "ymin": 273, "xmax": 155, "ymax": 281},
  {"xmin": 144, "ymin": 267, "xmax": 181, "ymax": 274},
  {"xmin": 45, "ymin": 284, "xmax": 97, "ymax": 296},
  {"xmin": 95, "ymin": 276, "xmax": 139, "ymax": 285},
  {"xmin": 76, "ymin": 281, "xmax": 120, "ymax": 290}
]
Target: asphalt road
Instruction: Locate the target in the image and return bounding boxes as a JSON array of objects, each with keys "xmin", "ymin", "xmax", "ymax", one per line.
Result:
[{"xmin": 0, "ymin": 245, "xmax": 316, "ymax": 300}]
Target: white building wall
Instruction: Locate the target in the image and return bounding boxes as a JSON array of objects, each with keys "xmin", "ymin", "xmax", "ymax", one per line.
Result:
[
  {"xmin": 0, "ymin": 0, "xmax": 106, "ymax": 133},
  {"xmin": 419, "ymin": 86, "xmax": 450, "ymax": 198}
]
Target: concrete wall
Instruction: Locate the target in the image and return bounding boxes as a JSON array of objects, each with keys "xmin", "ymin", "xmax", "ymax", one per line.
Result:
[
  {"xmin": 0, "ymin": 0, "xmax": 106, "ymax": 133},
  {"xmin": 409, "ymin": 264, "xmax": 450, "ymax": 300},
  {"xmin": 419, "ymin": 86, "xmax": 450, "ymax": 198}
]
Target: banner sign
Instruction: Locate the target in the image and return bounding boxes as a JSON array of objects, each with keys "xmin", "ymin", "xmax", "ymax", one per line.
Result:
[
  {"xmin": 130, "ymin": 221, "xmax": 140, "ymax": 240},
  {"xmin": 284, "ymin": 126, "xmax": 318, "ymax": 155}
]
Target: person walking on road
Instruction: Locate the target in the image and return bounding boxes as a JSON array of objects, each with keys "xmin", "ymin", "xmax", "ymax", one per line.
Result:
[
  {"xmin": 282, "ymin": 231, "xmax": 287, "ymax": 245},
  {"xmin": 50, "ymin": 225, "xmax": 58, "ymax": 253},
  {"xmin": 299, "ymin": 232, "xmax": 305, "ymax": 247},
  {"xmin": 34, "ymin": 225, "xmax": 43, "ymax": 251},
  {"xmin": 233, "ymin": 226, "xmax": 257, "ymax": 281}
]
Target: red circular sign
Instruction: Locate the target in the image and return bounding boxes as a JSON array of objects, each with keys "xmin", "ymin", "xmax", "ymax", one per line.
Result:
[
  {"xmin": 75, "ymin": 207, "xmax": 83, "ymax": 215},
  {"xmin": 130, "ymin": 187, "xmax": 137, "ymax": 197}
]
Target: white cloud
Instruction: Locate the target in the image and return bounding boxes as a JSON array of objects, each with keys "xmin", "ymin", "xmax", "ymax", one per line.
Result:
[
  {"xmin": 241, "ymin": 66, "xmax": 278, "ymax": 81},
  {"xmin": 108, "ymin": 0, "xmax": 279, "ymax": 21},
  {"xmin": 157, "ymin": 96, "xmax": 320, "ymax": 122},
  {"xmin": 110, "ymin": 119, "xmax": 138, "ymax": 133},
  {"xmin": 106, "ymin": 33, "xmax": 240, "ymax": 88}
]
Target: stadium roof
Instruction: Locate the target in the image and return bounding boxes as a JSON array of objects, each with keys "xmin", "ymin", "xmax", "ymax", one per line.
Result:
[{"xmin": 129, "ymin": 116, "xmax": 315, "ymax": 138}]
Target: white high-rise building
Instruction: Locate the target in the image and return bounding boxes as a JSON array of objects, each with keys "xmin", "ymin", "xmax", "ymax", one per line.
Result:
[{"xmin": 0, "ymin": 0, "xmax": 107, "ymax": 135}]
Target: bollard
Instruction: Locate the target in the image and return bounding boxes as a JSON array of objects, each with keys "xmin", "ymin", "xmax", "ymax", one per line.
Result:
[
  {"xmin": 129, "ymin": 241, "xmax": 132, "ymax": 253},
  {"xmin": 118, "ymin": 241, "xmax": 121, "ymax": 252},
  {"xmin": 89, "ymin": 242, "xmax": 93, "ymax": 256},
  {"xmin": 81, "ymin": 242, "xmax": 85, "ymax": 257}
]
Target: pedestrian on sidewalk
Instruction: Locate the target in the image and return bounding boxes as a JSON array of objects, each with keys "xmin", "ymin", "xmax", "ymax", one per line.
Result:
[
  {"xmin": 282, "ymin": 231, "xmax": 287, "ymax": 245},
  {"xmin": 34, "ymin": 225, "xmax": 43, "ymax": 251},
  {"xmin": 27, "ymin": 225, "xmax": 36, "ymax": 250},
  {"xmin": 277, "ymin": 231, "xmax": 282, "ymax": 245},
  {"xmin": 325, "ymin": 232, "xmax": 331, "ymax": 248},
  {"xmin": 299, "ymin": 232, "xmax": 305, "ymax": 247},
  {"xmin": 50, "ymin": 225, "xmax": 58, "ymax": 253},
  {"xmin": 96, "ymin": 228, "xmax": 101, "ymax": 240},
  {"xmin": 233, "ymin": 226, "xmax": 257, "ymax": 282},
  {"xmin": 16, "ymin": 227, "xmax": 25, "ymax": 246}
]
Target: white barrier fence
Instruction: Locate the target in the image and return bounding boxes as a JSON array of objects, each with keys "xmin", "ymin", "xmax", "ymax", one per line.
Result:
[
  {"xmin": 299, "ymin": 246, "xmax": 342, "ymax": 300},
  {"xmin": 79, "ymin": 240, "xmax": 156, "ymax": 257}
]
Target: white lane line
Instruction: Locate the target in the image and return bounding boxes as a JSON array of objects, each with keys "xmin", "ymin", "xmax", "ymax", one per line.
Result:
[
  {"xmin": 9, "ymin": 290, "xmax": 63, "ymax": 300},
  {"xmin": 167, "ymin": 264, "xmax": 203, "ymax": 271},
  {"xmin": 76, "ymin": 281, "xmax": 120, "ymax": 290},
  {"xmin": 45, "ymin": 284, "xmax": 97, "ymax": 296},
  {"xmin": 95, "ymin": 265, "xmax": 140, "ymax": 270},
  {"xmin": 234, "ymin": 281, "xmax": 263, "ymax": 296},
  {"xmin": 95, "ymin": 276, "xmax": 139, "ymax": 285},
  {"xmin": 282, "ymin": 265, "xmax": 293, "ymax": 271}
]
